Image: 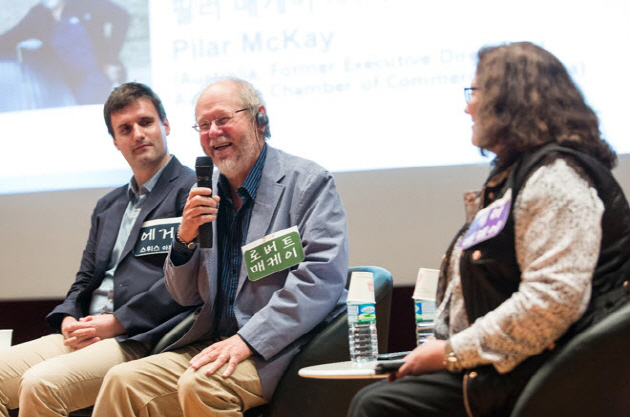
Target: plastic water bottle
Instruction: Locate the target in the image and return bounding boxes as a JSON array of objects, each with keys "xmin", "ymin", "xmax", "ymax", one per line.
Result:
[
  {"xmin": 415, "ymin": 299, "xmax": 436, "ymax": 345},
  {"xmin": 347, "ymin": 303, "xmax": 378, "ymax": 362}
]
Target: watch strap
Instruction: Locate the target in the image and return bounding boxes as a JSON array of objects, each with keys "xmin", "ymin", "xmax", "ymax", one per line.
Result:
[
  {"xmin": 444, "ymin": 340, "xmax": 464, "ymax": 373},
  {"xmin": 176, "ymin": 227, "xmax": 198, "ymax": 250}
]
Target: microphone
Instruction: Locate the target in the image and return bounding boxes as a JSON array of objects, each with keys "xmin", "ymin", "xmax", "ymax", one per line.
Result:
[{"xmin": 195, "ymin": 156, "xmax": 214, "ymax": 248}]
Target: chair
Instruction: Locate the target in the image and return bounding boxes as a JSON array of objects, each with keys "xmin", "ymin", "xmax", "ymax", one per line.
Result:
[
  {"xmin": 247, "ymin": 265, "xmax": 393, "ymax": 417},
  {"xmin": 510, "ymin": 299, "xmax": 630, "ymax": 417},
  {"xmin": 70, "ymin": 265, "xmax": 393, "ymax": 417}
]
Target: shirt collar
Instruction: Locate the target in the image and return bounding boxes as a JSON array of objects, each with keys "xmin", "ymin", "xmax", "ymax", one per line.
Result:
[
  {"xmin": 128, "ymin": 155, "xmax": 172, "ymax": 199},
  {"xmin": 218, "ymin": 143, "xmax": 267, "ymax": 201}
]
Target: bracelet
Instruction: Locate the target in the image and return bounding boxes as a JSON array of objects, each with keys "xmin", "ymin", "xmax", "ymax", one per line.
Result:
[{"xmin": 176, "ymin": 227, "xmax": 197, "ymax": 250}]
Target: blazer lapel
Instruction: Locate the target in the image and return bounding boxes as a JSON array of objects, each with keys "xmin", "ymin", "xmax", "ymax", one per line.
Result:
[
  {"xmin": 120, "ymin": 157, "xmax": 181, "ymax": 257},
  {"xmin": 245, "ymin": 147, "xmax": 285, "ymax": 245},
  {"xmin": 94, "ymin": 187, "xmax": 128, "ymax": 274},
  {"xmin": 236, "ymin": 147, "xmax": 285, "ymax": 293}
]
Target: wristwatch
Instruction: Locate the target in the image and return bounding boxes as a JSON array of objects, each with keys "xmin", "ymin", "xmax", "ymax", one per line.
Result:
[
  {"xmin": 443, "ymin": 340, "xmax": 464, "ymax": 373},
  {"xmin": 176, "ymin": 227, "xmax": 198, "ymax": 250}
]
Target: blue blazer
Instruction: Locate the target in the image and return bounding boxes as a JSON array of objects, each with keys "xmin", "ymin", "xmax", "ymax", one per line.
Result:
[
  {"xmin": 47, "ymin": 156, "xmax": 197, "ymax": 347},
  {"xmin": 165, "ymin": 146, "xmax": 349, "ymax": 399}
]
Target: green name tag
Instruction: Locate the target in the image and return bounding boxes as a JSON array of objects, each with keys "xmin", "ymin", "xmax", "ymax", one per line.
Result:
[
  {"xmin": 242, "ymin": 226, "xmax": 305, "ymax": 281},
  {"xmin": 133, "ymin": 217, "xmax": 182, "ymax": 256}
]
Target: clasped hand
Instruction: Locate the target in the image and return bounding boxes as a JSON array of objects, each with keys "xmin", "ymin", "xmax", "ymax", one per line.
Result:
[{"xmin": 61, "ymin": 314, "xmax": 125, "ymax": 351}]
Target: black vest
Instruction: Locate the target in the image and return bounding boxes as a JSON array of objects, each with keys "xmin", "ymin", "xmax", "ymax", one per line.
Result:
[
  {"xmin": 439, "ymin": 144, "xmax": 630, "ymax": 415},
  {"xmin": 455, "ymin": 144, "xmax": 630, "ymax": 335}
]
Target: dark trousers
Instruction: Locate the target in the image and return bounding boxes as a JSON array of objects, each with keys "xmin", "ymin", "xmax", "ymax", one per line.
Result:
[{"xmin": 348, "ymin": 371, "xmax": 468, "ymax": 417}]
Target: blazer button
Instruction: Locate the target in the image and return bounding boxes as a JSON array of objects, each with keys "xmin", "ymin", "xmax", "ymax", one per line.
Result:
[
  {"xmin": 472, "ymin": 250, "xmax": 482, "ymax": 260},
  {"xmin": 487, "ymin": 192, "xmax": 495, "ymax": 200},
  {"xmin": 469, "ymin": 371, "xmax": 478, "ymax": 379}
]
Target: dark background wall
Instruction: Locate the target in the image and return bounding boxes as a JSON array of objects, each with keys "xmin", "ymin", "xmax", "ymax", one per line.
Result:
[{"xmin": 0, "ymin": 286, "xmax": 418, "ymax": 353}]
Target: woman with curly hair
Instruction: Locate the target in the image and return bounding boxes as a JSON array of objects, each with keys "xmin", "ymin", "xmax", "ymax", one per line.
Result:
[{"xmin": 348, "ymin": 41, "xmax": 630, "ymax": 417}]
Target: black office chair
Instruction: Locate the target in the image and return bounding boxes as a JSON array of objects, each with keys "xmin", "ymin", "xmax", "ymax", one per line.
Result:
[
  {"xmin": 247, "ymin": 265, "xmax": 393, "ymax": 417},
  {"xmin": 69, "ymin": 265, "xmax": 393, "ymax": 417},
  {"xmin": 510, "ymin": 299, "xmax": 630, "ymax": 417}
]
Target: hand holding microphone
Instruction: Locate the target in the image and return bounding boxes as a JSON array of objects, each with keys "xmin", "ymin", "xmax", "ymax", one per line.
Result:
[
  {"xmin": 196, "ymin": 156, "xmax": 214, "ymax": 248},
  {"xmin": 178, "ymin": 157, "xmax": 220, "ymax": 248}
]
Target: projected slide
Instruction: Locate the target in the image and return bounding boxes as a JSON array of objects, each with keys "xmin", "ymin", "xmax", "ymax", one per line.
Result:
[{"xmin": 1, "ymin": 0, "xmax": 629, "ymax": 194}]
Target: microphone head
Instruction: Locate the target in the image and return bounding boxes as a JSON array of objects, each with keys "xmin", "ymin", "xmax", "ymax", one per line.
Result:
[
  {"xmin": 195, "ymin": 156, "xmax": 213, "ymax": 169},
  {"xmin": 195, "ymin": 156, "xmax": 213, "ymax": 184}
]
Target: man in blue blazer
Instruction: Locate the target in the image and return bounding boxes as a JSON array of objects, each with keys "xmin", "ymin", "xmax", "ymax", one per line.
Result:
[
  {"xmin": 93, "ymin": 78, "xmax": 349, "ymax": 416},
  {"xmin": 0, "ymin": 82, "xmax": 197, "ymax": 416}
]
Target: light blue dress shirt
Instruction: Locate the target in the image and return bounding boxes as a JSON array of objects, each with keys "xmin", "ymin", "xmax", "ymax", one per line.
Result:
[{"xmin": 88, "ymin": 157, "xmax": 172, "ymax": 315}]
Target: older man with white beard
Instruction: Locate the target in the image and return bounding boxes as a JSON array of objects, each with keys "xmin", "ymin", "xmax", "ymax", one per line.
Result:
[{"xmin": 93, "ymin": 77, "xmax": 350, "ymax": 417}]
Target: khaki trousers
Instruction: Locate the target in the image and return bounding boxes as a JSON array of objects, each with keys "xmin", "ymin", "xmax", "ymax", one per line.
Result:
[
  {"xmin": 0, "ymin": 334, "xmax": 148, "ymax": 417},
  {"xmin": 93, "ymin": 342, "xmax": 266, "ymax": 417}
]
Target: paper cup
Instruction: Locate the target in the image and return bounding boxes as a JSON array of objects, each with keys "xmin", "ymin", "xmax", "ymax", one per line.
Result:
[
  {"xmin": 412, "ymin": 268, "xmax": 439, "ymax": 301},
  {"xmin": 347, "ymin": 271, "xmax": 375, "ymax": 303},
  {"xmin": 0, "ymin": 329, "xmax": 13, "ymax": 350}
]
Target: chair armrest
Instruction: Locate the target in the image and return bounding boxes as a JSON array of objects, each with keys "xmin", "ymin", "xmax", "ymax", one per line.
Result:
[
  {"xmin": 149, "ymin": 311, "xmax": 196, "ymax": 355},
  {"xmin": 511, "ymin": 301, "xmax": 630, "ymax": 417}
]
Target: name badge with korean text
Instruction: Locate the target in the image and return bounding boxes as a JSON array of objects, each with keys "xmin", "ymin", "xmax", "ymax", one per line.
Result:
[
  {"xmin": 242, "ymin": 226, "xmax": 305, "ymax": 281},
  {"xmin": 459, "ymin": 189, "xmax": 511, "ymax": 250},
  {"xmin": 133, "ymin": 217, "xmax": 182, "ymax": 256}
]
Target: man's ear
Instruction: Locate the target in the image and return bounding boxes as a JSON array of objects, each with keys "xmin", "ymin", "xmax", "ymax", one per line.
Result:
[{"xmin": 163, "ymin": 118, "xmax": 171, "ymax": 136}]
